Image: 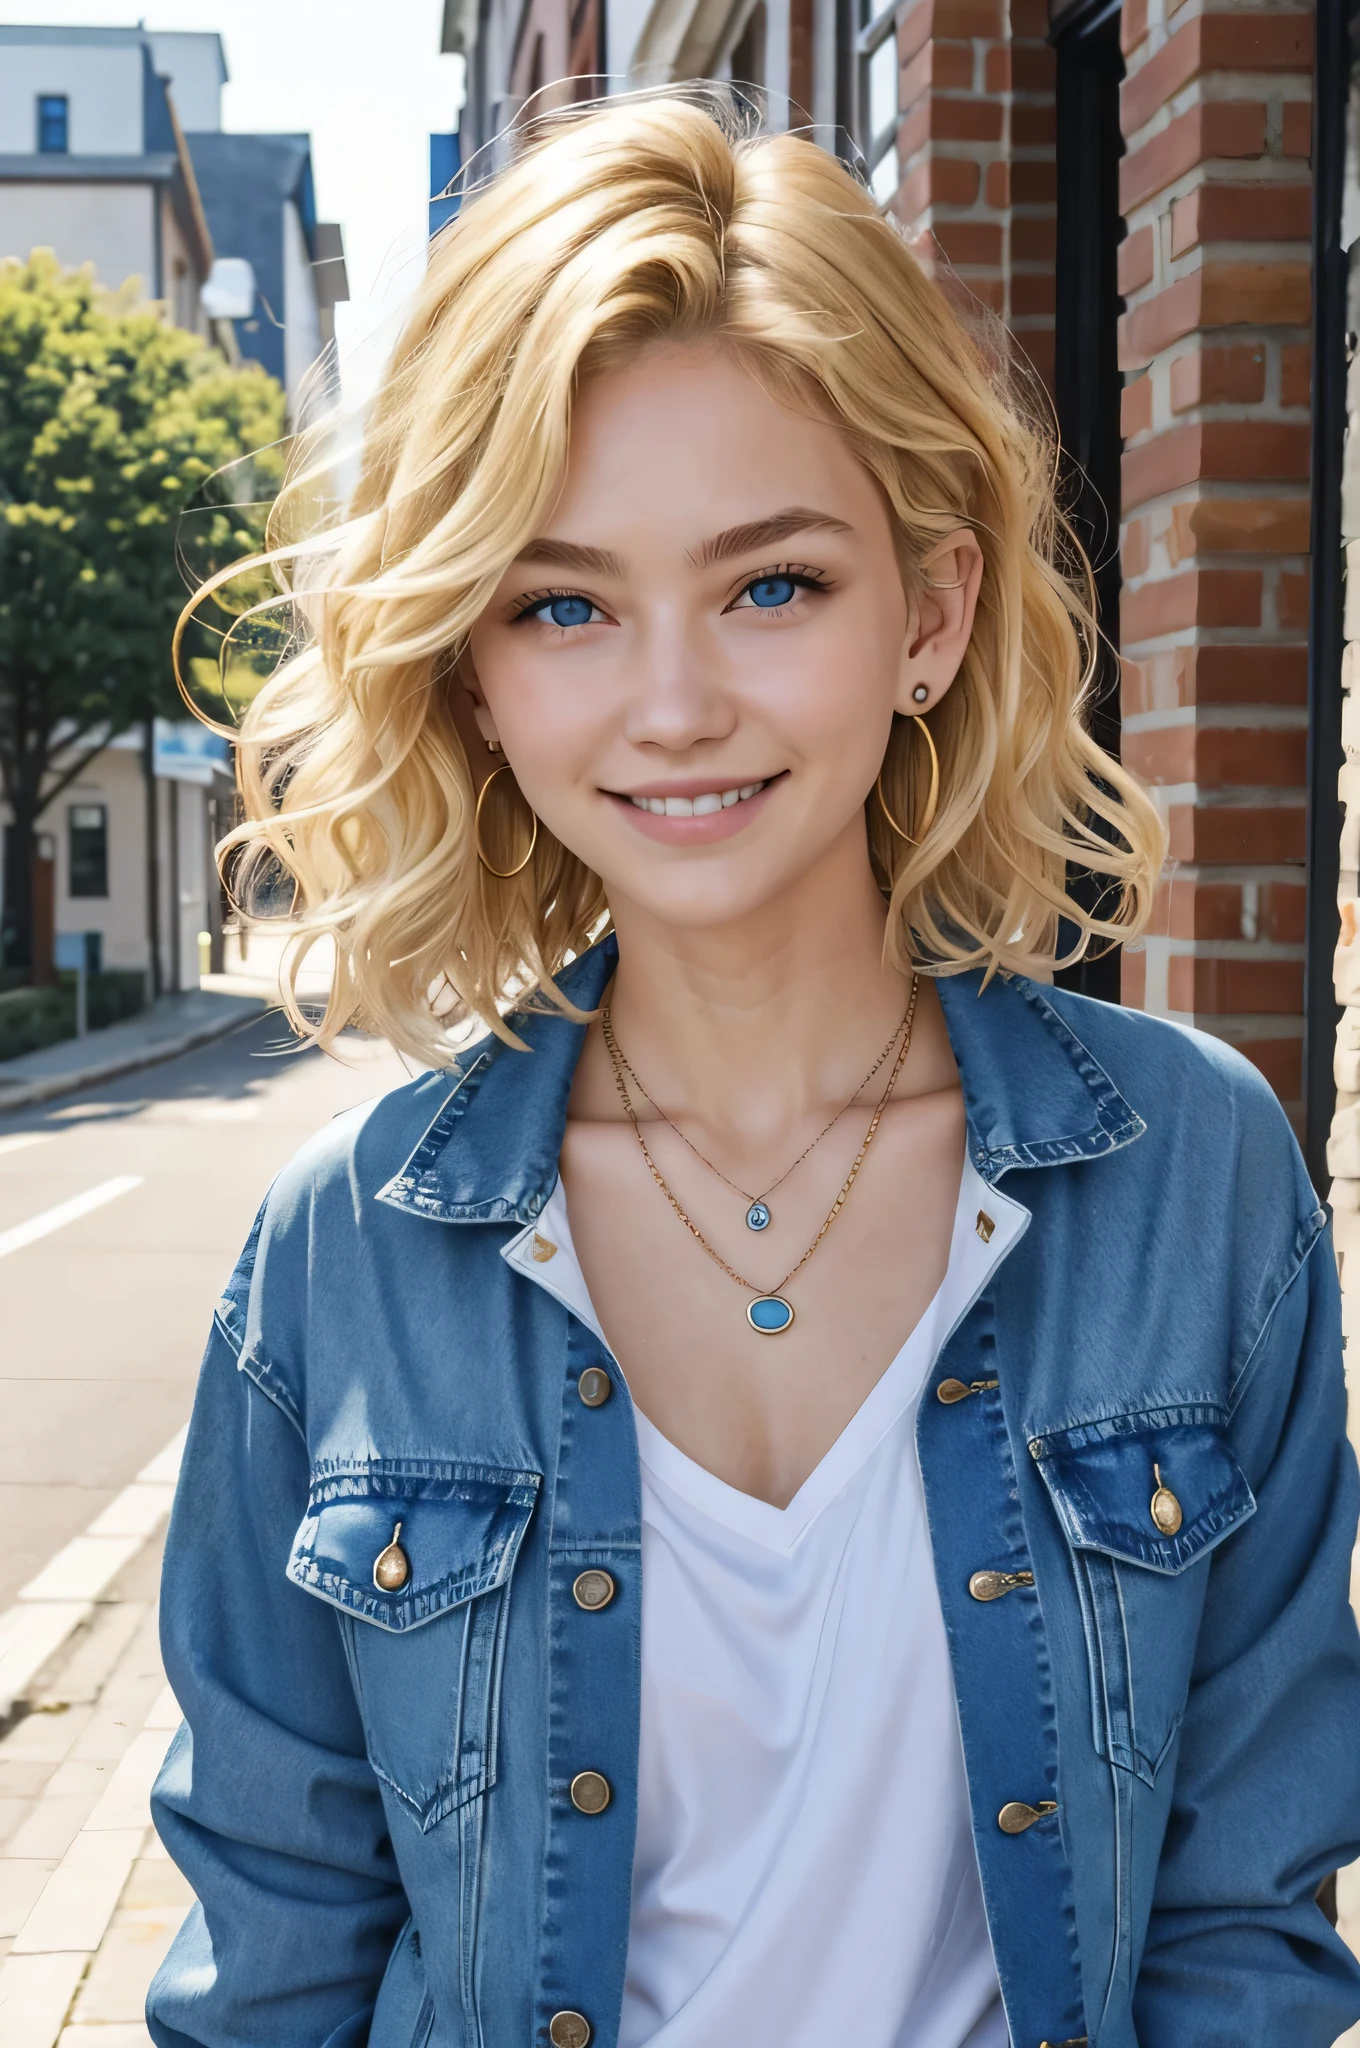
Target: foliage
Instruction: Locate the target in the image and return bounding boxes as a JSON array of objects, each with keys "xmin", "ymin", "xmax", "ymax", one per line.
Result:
[
  {"xmin": 0, "ymin": 968, "xmax": 146, "ymax": 1062},
  {"xmin": 0, "ymin": 249, "xmax": 287, "ymax": 957}
]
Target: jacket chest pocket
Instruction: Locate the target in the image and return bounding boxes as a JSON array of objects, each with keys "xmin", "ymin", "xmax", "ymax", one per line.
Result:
[
  {"xmin": 288, "ymin": 1462, "xmax": 540, "ymax": 1833},
  {"xmin": 1029, "ymin": 1413, "xmax": 1256, "ymax": 1786}
]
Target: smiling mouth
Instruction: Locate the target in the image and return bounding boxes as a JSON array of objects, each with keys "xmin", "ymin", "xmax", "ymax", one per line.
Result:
[{"xmin": 623, "ymin": 779, "xmax": 772, "ymax": 817}]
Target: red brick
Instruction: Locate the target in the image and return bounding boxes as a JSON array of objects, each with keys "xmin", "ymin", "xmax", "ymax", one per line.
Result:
[
  {"xmin": 1010, "ymin": 0, "xmax": 1048, "ymax": 35},
  {"xmin": 1122, "ymin": 375, "xmax": 1153, "ymax": 438},
  {"xmin": 1021, "ymin": 326, "xmax": 1055, "ymax": 388},
  {"xmin": 899, "ymin": 156, "xmax": 981, "ymax": 219},
  {"xmin": 1261, "ymin": 882, "xmax": 1307, "ymax": 942},
  {"xmin": 1280, "ymin": 342, "xmax": 1311, "ymax": 406},
  {"xmin": 1122, "ymin": 421, "xmax": 1312, "ymax": 511},
  {"xmin": 897, "ymin": 0, "xmax": 1006, "ymax": 61},
  {"xmin": 1120, "ymin": 263, "xmax": 1311, "ymax": 369},
  {"xmin": 1122, "ymin": 568, "xmax": 1262, "ymax": 641},
  {"xmin": 1169, "ymin": 343, "xmax": 1266, "ymax": 411},
  {"xmin": 1011, "ymin": 270, "xmax": 1055, "ymax": 316},
  {"xmin": 1011, "ymin": 160, "xmax": 1056, "ymax": 204},
  {"xmin": 1168, "ymin": 955, "xmax": 1303, "ymax": 1013},
  {"xmin": 900, "ymin": 94, "xmax": 1004, "ymax": 155},
  {"xmin": 1170, "ymin": 181, "xmax": 1312, "ymax": 256},
  {"xmin": 1120, "ymin": 13, "xmax": 1313, "ymax": 137},
  {"xmin": 1282, "ymin": 101, "xmax": 1312, "ymax": 157},
  {"xmin": 900, "ymin": 37, "xmax": 974, "ymax": 105},
  {"xmin": 1123, "ymin": 515, "xmax": 1150, "ymax": 577},
  {"xmin": 1013, "ymin": 102, "xmax": 1055, "ymax": 148},
  {"xmin": 1236, "ymin": 1037, "xmax": 1302, "ymax": 1097},
  {"xmin": 1124, "ymin": 720, "xmax": 1304, "ymax": 789},
  {"xmin": 933, "ymin": 219, "xmax": 1004, "ymax": 266},
  {"xmin": 984, "ymin": 45, "xmax": 1010, "ymax": 91},
  {"xmin": 1278, "ymin": 567, "xmax": 1310, "ymax": 629},
  {"xmin": 1184, "ymin": 643, "xmax": 1308, "ymax": 704},
  {"xmin": 1012, "ymin": 215, "xmax": 1056, "ymax": 263},
  {"xmin": 1122, "ymin": 0, "xmax": 1149, "ymax": 56},
  {"xmin": 1168, "ymin": 495, "xmax": 1310, "ymax": 558},
  {"xmin": 1120, "ymin": 103, "xmax": 1268, "ymax": 215},
  {"xmin": 1121, "ymin": 948, "xmax": 1147, "ymax": 1008},
  {"xmin": 1166, "ymin": 802, "xmax": 1306, "ymax": 861},
  {"xmin": 1118, "ymin": 226, "xmax": 1155, "ymax": 295},
  {"xmin": 1012, "ymin": 43, "xmax": 1055, "ymax": 91}
]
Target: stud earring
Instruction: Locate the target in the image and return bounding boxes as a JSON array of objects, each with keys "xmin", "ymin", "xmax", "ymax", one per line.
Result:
[
  {"xmin": 912, "ymin": 684, "xmax": 930, "ymax": 704},
  {"xmin": 486, "ymin": 738, "xmax": 503, "ymax": 754}
]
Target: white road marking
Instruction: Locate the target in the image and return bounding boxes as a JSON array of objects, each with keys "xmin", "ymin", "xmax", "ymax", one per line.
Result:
[
  {"xmin": 0, "ymin": 1175, "xmax": 143, "ymax": 1260},
  {"xmin": 0, "ymin": 1133, "xmax": 54, "ymax": 1158}
]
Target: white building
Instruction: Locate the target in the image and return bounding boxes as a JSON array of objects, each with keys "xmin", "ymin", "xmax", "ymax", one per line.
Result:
[{"xmin": 0, "ymin": 26, "xmax": 346, "ymax": 996}]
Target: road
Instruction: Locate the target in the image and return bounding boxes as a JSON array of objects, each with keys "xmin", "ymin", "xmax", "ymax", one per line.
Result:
[{"xmin": 0, "ymin": 1015, "xmax": 412, "ymax": 1612}]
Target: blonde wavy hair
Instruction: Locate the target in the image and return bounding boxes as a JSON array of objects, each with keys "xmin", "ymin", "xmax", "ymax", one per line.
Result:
[{"xmin": 191, "ymin": 87, "xmax": 1163, "ymax": 1064}]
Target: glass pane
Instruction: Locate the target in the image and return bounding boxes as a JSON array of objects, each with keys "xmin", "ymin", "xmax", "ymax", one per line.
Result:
[
  {"xmin": 870, "ymin": 146, "xmax": 900, "ymax": 204},
  {"xmin": 868, "ymin": 35, "xmax": 898, "ymax": 146},
  {"xmin": 71, "ymin": 805, "xmax": 103, "ymax": 830}
]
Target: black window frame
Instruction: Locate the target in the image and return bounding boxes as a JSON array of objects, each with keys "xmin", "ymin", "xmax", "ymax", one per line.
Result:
[{"xmin": 68, "ymin": 802, "xmax": 108, "ymax": 899}]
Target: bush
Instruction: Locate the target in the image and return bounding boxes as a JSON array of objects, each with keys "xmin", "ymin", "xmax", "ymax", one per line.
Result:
[{"xmin": 0, "ymin": 970, "xmax": 147, "ymax": 1062}]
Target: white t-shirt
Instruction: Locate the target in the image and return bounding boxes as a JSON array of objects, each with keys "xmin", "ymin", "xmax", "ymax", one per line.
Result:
[{"xmin": 504, "ymin": 1157, "xmax": 1024, "ymax": 2048}]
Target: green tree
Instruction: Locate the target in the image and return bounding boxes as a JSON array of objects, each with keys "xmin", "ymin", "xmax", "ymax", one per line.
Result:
[{"xmin": 0, "ymin": 250, "xmax": 286, "ymax": 975}]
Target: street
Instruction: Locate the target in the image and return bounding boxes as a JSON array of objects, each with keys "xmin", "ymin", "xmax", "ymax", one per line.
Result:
[{"xmin": 0, "ymin": 1016, "xmax": 411, "ymax": 2042}]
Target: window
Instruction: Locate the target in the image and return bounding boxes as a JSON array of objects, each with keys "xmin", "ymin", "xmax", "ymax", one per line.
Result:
[
  {"xmin": 37, "ymin": 95, "xmax": 69, "ymax": 154},
  {"xmin": 68, "ymin": 804, "xmax": 108, "ymax": 898},
  {"xmin": 857, "ymin": 7, "xmax": 900, "ymax": 203}
]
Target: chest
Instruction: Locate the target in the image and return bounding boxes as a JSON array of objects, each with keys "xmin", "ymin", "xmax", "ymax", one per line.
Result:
[{"xmin": 557, "ymin": 1092, "xmax": 966, "ymax": 1506}]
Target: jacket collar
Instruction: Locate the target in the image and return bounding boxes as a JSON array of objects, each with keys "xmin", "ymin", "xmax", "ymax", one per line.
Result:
[{"xmin": 377, "ymin": 938, "xmax": 1144, "ymax": 1226}]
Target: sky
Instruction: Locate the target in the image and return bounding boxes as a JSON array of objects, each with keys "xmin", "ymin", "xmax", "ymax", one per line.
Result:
[{"xmin": 0, "ymin": 0, "xmax": 466, "ymax": 400}]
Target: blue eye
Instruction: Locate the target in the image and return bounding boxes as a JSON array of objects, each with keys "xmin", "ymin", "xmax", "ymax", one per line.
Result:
[
  {"xmin": 544, "ymin": 594, "xmax": 594, "ymax": 628},
  {"xmin": 748, "ymin": 576, "xmax": 796, "ymax": 609}
]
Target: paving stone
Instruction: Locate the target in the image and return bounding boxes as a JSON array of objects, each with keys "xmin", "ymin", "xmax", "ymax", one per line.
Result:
[
  {"xmin": 5, "ymin": 1797, "xmax": 102, "ymax": 1863},
  {"xmin": 43, "ymin": 1762, "xmax": 116, "ymax": 1804},
  {"xmin": 0, "ymin": 1860, "xmax": 57, "ymax": 1938},
  {"xmin": 12, "ymin": 1826, "xmax": 143, "ymax": 1955},
  {"xmin": 119, "ymin": 1855, "xmax": 192, "ymax": 1913},
  {"xmin": 59, "ymin": 2028, "xmax": 153, "ymax": 2048},
  {"xmin": 0, "ymin": 1947, "xmax": 88, "ymax": 2048},
  {"xmin": 0, "ymin": 1760, "xmax": 58, "ymax": 1801},
  {"xmin": 0, "ymin": 1707, "xmax": 93, "ymax": 1766},
  {"xmin": 68, "ymin": 1900, "xmax": 190, "ymax": 2023},
  {"xmin": 32, "ymin": 1606, "xmax": 147, "ymax": 1713}
]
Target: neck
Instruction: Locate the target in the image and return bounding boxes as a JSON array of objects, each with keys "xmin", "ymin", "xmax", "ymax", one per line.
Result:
[{"xmin": 601, "ymin": 825, "xmax": 910, "ymax": 1138}]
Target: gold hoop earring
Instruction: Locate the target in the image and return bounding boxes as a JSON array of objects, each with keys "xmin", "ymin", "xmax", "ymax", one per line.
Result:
[
  {"xmin": 875, "ymin": 715, "xmax": 940, "ymax": 846},
  {"xmin": 475, "ymin": 763, "xmax": 538, "ymax": 877}
]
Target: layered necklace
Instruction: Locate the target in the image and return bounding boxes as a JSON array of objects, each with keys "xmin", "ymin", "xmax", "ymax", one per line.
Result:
[{"xmin": 600, "ymin": 978, "xmax": 918, "ymax": 1335}]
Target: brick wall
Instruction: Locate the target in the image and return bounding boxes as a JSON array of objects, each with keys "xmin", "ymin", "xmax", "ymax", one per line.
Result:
[
  {"xmin": 1115, "ymin": 0, "xmax": 1314, "ymax": 1120},
  {"xmin": 891, "ymin": 0, "xmax": 1058, "ymax": 389}
]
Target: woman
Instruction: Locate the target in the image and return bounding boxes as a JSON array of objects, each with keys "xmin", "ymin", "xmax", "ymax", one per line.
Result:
[{"xmin": 148, "ymin": 91, "xmax": 1360, "ymax": 2048}]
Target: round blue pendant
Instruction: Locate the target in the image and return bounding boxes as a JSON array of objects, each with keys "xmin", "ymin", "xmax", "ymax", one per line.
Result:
[
  {"xmin": 747, "ymin": 1294, "xmax": 795, "ymax": 1335},
  {"xmin": 746, "ymin": 1201, "xmax": 771, "ymax": 1231}
]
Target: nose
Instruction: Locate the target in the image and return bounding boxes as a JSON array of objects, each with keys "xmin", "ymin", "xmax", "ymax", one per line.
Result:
[{"xmin": 621, "ymin": 607, "xmax": 737, "ymax": 754}]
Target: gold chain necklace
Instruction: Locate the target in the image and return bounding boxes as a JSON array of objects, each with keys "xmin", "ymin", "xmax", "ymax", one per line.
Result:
[
  {"xmin": 601, "ymin": 978, "xmax": 918, "ymax": 1336},
  {"xmin": 605, "ymin": 1009, "xmax": 906, "ymax": 1233}
]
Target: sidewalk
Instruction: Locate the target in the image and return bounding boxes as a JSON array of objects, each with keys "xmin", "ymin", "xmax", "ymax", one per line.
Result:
[{"xmin": 0, "ymin": 990, "xmax": 265, "ymax": 1113}]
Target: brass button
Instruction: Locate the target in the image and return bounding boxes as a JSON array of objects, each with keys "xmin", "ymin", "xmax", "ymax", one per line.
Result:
[
  {"xmin": 998, "ymin": 1798, "xmax": 1057, "ymax": 1834},
  {"xmin": 969, "ymin": 1569, "xmax": 1034, "ymax": 1602},
  {"xmin": 572, "ymin": 1569, "xmax": 616, "ymax": 1611},
  {"xmin": 936, "ymin": 1376, "xmax": 999, "ymax": 1404},
  {"xmin": 532, "ymin": 1233, "xmax": 558, "ymax": 1262},
  {"xmin": 569, "ymin": 1770, "xmax": 612, "ymax": 1815},
  {"xmin": 1150, "ymin": 1463, "xmax": 1183, "ymax": 1535},
  {"xmin": 578, "ymin": 1366, "xmax": 612, "ymax": 1407},
  {"xmin": 975, "ymin": 1210, "xmax": 995, "ymax": 1242},
  {"xmin": 373, "ymin": 1522, "xmax": 410, "ymax": 1592},
  {"xmin": 549, "ymin": 2013, "xmax": 592, "ymax": 2048}
]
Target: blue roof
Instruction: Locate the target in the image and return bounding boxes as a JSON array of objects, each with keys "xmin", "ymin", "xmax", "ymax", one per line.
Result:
[{"xmin": 183, "ymin": 132, "xmax": 317, "ymax": 384}]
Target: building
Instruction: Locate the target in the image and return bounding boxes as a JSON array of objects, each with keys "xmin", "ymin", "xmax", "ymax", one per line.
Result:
[{"xmin": 0, "ymin": 25, "xmax": 346, "ymax": 998}]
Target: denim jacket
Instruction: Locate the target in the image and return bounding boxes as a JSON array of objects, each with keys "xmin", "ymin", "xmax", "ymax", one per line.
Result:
[{"xmin": 148, "ymin": 938, "xmax": 1360, "ymax": 2048}]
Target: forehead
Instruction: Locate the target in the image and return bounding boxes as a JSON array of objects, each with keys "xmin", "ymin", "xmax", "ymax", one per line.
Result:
[{"xmin": 553, "ymin": 343, "xmax": 886, "ymax": 546}]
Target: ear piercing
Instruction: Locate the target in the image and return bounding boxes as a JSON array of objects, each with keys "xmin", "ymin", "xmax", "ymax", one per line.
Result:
[
  {"xmin": 912, "ymin": 685, "xmax": 930, "ymax": 704},
  {"xmin": 486, "ymin": 738, "xmax": 503, "ymax": 754}
]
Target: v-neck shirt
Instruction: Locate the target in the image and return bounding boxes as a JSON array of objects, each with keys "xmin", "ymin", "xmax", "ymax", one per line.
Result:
[{"xmin": 504, "ymin": 1157, "xmax": 1021, "ymax": 2048}]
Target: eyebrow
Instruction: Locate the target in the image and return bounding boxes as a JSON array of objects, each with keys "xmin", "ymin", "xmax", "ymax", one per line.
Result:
[
  {"xmin": 691, "ymin": 507, "xmax": 854, "ymax": 567},
  {"xmin": 513, "ymin": 537, "xmax": 626, "ymax": 577}
]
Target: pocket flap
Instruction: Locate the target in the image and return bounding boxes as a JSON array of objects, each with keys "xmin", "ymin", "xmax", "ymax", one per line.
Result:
[
  {"xmin": 288, "ymin": 1462, "xmax": 540, "ymax": 1632},
  {"xmin": 1028, "ymin": 1412, "xmax": 1255, "ymax": 1574}
]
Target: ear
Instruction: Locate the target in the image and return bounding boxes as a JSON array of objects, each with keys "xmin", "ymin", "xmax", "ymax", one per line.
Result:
[
  {"xmin": 894, "ymin": 528, "xmax": 984, "ymax": 717},
  {"xmin": 449, "ymin": 651, "xmax": 504, "ymax": 788}
]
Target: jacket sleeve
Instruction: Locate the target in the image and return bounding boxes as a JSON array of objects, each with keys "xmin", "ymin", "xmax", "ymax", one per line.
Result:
[
  {"xmin": 1133, "ymin": 1217, "xmax": 1360, "ymax": 2045},
  {"xmin": 146, "ymin": 1231, "xmax": 408, "ymax": 2048}
]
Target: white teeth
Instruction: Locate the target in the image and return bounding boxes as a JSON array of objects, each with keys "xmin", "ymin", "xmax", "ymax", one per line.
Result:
[{"xmin": 629, "ymin": 780, "xmax": 767, "ymax": 814}]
